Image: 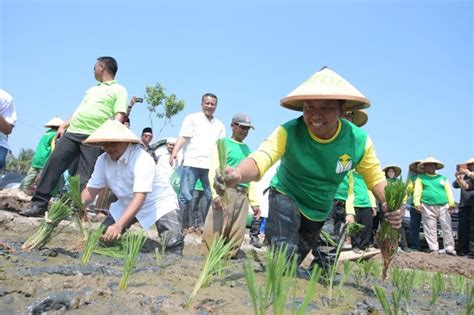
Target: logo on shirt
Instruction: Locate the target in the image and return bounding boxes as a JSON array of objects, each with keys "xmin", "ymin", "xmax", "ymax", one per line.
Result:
[
  {"xmin": 439, "ymin": 179, "xmax": 445, "ymax": 185},
  {"xmin": 336, "ymin": 154, "xmax": 353, "ymax": 174}
]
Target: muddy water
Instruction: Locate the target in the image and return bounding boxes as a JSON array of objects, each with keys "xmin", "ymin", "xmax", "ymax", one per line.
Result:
[{"xmin": 0, "ymin": 210, "xmax": 472, "ymax": 314}]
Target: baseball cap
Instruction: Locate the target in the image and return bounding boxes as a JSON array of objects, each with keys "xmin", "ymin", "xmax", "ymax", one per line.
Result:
[{"xmin": 232, "ymin": 113, "xmax": 255, "ymax": 129}]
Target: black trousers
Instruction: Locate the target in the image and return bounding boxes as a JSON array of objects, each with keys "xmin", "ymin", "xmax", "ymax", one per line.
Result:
[
  {"xmin": 457, "ymin": 204, "xmax": 474, "ymax": 255},
  {"xmin": 351, "ymin": 207, "xmax": 373, "ymax": 250},
  {"xmin": 32, "ymin": 132, "xmax": 103, "ymax": 208}
]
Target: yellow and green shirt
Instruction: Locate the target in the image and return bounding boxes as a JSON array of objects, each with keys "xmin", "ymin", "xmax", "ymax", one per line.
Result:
[
  {"xmin": 209, "ymin": 137, "xmax": 259, "ymax": 206},
  {"xmin": 31, "ymin": 129, "xmax": 57, "ymax": 169},
  {"xmin": 413, "ymin": 173, "xmax": 455, "ymax": 207},
  {"xmin": 346, "ymin": 171, "xmax": 376, "ymax": 215},
  {"xmin": 68, "ymin": 80, "xmax": 128, "ymax": 135},
  {"xmin": 249, "ymin": 117, "xmax": 385, "ymax": 221}
]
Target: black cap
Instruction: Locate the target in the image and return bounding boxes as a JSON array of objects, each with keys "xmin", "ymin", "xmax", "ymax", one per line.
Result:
[{"xmin": 142, "ymin": 127, "xmax": 153, "ymax": 134}]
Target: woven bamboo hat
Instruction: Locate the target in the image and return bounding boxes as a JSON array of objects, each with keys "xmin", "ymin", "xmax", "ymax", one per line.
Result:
[
  {"xmin": 464, "ymin": 157, "xmax": 474, "ymax": 166},
  {"xmin": 280, "ymin": 66, "xmax": 371, "ymax": 112},
  {"xmin": 409, "ymin": 160, "xmax": 423, "ymax": 173},
  {"xmin": 383, "ymin": 165, "xmax": 402, "ymax": 178},
  {"xmin": 83, "ymin": 120, "xmax": 140, "ymax": 146},
  {"xmin": 345, "ymin": 109, "xmax": 368, "ymax": 127},
  {"xmin": 419, "ymin": 156, "xmax": 444, "ymax": 170},
  {"xmin": 44, "ymin": 116, "xmax": 64, "ymax": 128}
]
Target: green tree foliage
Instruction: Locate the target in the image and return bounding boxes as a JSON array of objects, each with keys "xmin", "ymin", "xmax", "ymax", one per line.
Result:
[
  {"xmin": 144, "ymin": 83, "xmax": 185, "ymax": 137},
  {"xmin": 5, "ymin": 148, "xmax": 34, "ymax": 174}
]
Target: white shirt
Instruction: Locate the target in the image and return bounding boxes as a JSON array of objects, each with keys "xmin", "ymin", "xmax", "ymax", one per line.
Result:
[
  {"xmin": 87, "ymin": 144, "xmax": 178, "ymax": 230},
  {"xmin": 0, "ymin": 89, "xmax": 17, "ymax": 150},
  {"xmin": 179, "ymin": 112, "xmax": 225, "ymax": 169}
]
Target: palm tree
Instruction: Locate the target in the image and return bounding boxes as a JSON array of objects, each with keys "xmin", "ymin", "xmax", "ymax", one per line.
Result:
[{"xmin": 5, "ymin": 148, "xmax": 35, "ymax": 174}]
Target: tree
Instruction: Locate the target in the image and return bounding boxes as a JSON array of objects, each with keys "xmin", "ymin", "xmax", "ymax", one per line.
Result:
[
  {"xmin": 144, "ymin": 83, "xmax": 185, "ymax": 137},
  {"xmin": 5, "ymin": 148, "xmax": 34, "ymax": 174}
]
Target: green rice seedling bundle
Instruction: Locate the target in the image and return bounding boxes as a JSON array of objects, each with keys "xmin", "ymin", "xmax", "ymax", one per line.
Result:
[
  {"xmin": 216, "ymin": 138, "xmax": 229, "ymax": 205},
  {"xmin": 155, "ymin": 233, "xmax": 170, "ymax": 273},
  {"xmin": 66, "ymin": 175, "xmax": 87, "ymax": 220},
  {"xmin": 430, "ymin": 272, "xmax": 445, "ymax": 307},
  {"xmin": 22, "ymin": 197, "xmax": 73, "ymax": 250},
  {"xmin": 185, "ymin": 235, "xmax": 233, "ymax": 309},
  {"xmin": 377, "ymin": 180, "xmax": 408, "ymax": 280},
  {"xmin": 119, "ymin": 230, "xmax": 147, "ymax": 290},
  {"xmin": 448, "ymin": 274, "xmax": 466, "ymax": 294},
  {"xmin": 80, "ymin": 225, "xmax": 105, "ymax": 264},
  {"xmin": 94, "ymin": 242, "xmax": 125, "ymax": 259}
]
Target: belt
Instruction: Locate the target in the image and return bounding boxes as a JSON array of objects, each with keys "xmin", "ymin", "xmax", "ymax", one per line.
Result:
[{"xmin": 233, "ymin": 185, "xmax": 248, "ymax": 194}]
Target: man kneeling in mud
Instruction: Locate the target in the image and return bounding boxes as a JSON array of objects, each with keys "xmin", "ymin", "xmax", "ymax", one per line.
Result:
[{"xmin": 81, "ymin": 120, "xmax": 184, "ymax": 253}]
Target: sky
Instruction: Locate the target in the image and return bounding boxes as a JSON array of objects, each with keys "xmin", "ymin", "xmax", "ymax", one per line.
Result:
[{"xmin": 1, "ymin": 0, "xmax": 472, "ymax": 199}]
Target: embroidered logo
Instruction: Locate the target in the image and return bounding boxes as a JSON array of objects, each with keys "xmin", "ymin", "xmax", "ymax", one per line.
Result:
[{"xmin": 336, "ymin": 154, "xmax": 353, "ymax": 174}]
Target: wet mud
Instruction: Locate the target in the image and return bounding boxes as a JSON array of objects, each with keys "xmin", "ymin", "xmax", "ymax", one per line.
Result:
[{"xmin": 1, "ymin": 201, "xmax": 473, "ymax": 314}]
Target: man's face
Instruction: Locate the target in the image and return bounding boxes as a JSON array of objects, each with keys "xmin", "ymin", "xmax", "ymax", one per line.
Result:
[
  {"xmin": 468, "ymin": 163, "xmax": 474, "ymax": 172},
  {"xmin": 231, "ymin": 123, "xmax": 250, "ymax": 142},
  {"xmin": 303, "ymin": 100, "xmax": 343, "ymax": 139},
  {"xmin": 93, "ymin": 61, "xmax": 105, "ymax": 81},
  {"xmin": 201, "ymin": 96, "xmax": 217, "ymax": 118},
  {"xmin": 102, "ymin": 142, "xmax": 129, "ymax": 160},
  {"xmin": 166, "ymin": 142, "xmax": 175, "ymax": 153},
  {"xmin": 141, "ymin": 132, "xmax": 153, "ymax": 145}
]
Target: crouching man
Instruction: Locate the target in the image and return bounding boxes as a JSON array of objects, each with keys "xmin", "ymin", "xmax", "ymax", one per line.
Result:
[{"xmin": 81, "ymin": 120, "xmax": 184, "ymax": 254}]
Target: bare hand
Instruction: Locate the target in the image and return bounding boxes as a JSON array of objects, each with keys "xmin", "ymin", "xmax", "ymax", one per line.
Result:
[
  {"xmin": 382, "ymin": 202, "xmax": 403, "ymax": 229},
  {"xmin": 169, "ymin": 153, "xmax": 176, "ymax": 167},
  {"xmin": 371, "ymin": 207, "xmax": 377, "ymax": 217},
  {"xmin": 345, "ymin": 214, "xmax": 355, "ymax": 224},
  {"xmin": 212, "ymin": 196, "xmax": 225, "ymax": 210},
  {"xmin": 56, "ymin": 125, "xmax": 66, "ymax": 140},
  {"xmin": 252, "ymin": 206, "xmax": 261, "ymax": 220},
  {"xmin": 448, "ymin": 207, "xmax": 455, "ymax": 214},
  {"xmin": 102, "ymin": 223, "xmax": 123, "ymax": 241}
]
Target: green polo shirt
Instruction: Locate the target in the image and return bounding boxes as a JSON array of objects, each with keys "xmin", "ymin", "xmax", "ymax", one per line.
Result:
[
  {"xmin": 68, "ymin": 80, "xmax": 128, "ymax": 135},
  {"xmin": 31, "ymin": 129, "xmax": 57, "ymax": 169}
]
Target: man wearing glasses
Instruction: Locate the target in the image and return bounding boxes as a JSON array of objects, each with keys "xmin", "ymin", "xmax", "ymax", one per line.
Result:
[{"xmin": 169, "ymin": 93, "xmax": 226, "ymax": 230}]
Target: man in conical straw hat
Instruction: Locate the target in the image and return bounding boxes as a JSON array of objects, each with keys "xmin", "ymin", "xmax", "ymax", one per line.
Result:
[
  {"xmin": 19, "ymin": 116, "xmax": 64, "ymax": 193},
  {"xmin": 81, "ymin": 120, "xmax": 184, "ymax": 253},
  {"xmin": 216, "ymin": 67, "xmax": 403, "ymax": 271},
  {"xmin": 453, "ymin": 157, "xmax": 474, "ymax": 258},
  {"xmin": 413, "ymin": 156, "xmax": 456, "ymax": 255},
  {"xmin": 406, "ymin": 159, "xmax": 423, "ymax": 251}
]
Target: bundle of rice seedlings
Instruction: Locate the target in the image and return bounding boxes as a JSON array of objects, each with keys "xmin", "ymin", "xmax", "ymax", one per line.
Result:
[
  {"xmin": 185, "ymin": 235, "xmax": 233, "ymax": 309},
  {"xmin": 66, "ymin": 175, "xmax": 87, "ymax": 220},
  {"xmin": 80, "ymin": 225, "xmax": 105, "ymax": 264},
  {"xmin": 93, "ymin": 242, "xmax": 124, "ymax": 259},
  {"xmin": 155, "ymin": 232, "xmax": 170, "ymax": 273},
  {"xmin": 377, "ymin": 179, "xmax": 408, "ymax": 280},
  {"xmin": 216, "ymin": 139, "xmax": 228, "ymax": 205},
  {"xmin": 119, "ymin": 230, "xmax": 147, "ymax": 290},
  {"xmin": 22, "ymin": 197, "xmax": 73, "ymax": 250}
]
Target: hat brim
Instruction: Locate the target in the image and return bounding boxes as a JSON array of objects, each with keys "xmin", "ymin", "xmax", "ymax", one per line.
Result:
[
  {"xmin": 83, "ymin": 138, "xmax": 140, "ymax": 147},
  {"xmin": 409, "ymin": 161, "xmax": 421, "ymax": 173},
  {"xmin": 280, "ymin": 95, "xmax": 370, "ymax": 112},
  {"xmin": 237, "ymin": 123, "xmax": 255, "ymax": 130},
  {"xmin": 352, "ymin": 111, "xmax": 368, "ymax": 127},
  {"xmin": 419, "ymin": 162, "xmax": 444, "ymax": 170}
]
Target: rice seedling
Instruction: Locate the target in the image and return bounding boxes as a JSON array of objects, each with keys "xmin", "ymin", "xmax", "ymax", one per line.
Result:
[
  {"xmin": 360, "ymin": 260, "xmax": 374, "ymax": 279},
  {"xmin": 352, "ymin": 264, "xmax": 364, "ymax": 288},
  {"xmin": 80, "ymin": 225, "xmax": 105, "ymax": 264},
  {"xmin": 216, "ymin": 139, "xmax": 229, "ymax": 205},
  {"xmin": 154, "ymin": 232, "xmax": 170, "ymax": 273},
  {"xmin": 374, "ymin": 285, "xmax": 402, "ymax": 315},
  {"xmin": 390, "ymin": 267, "xmax": 402, "ymax": 288},
  {"xmin": 466, "ymin": 284, "xmax": 474, "ymax": 315},
  {"xmin": 22, "ymin": 197, "xmax": 73, "ymax": 250},
  {"xmin": 65, "ymin": 175, "xmax": 87, "ymax": 220},
  {"xmin": 413, "ymin": 269, "xmax": 428, "ymax": 289},
  {"xmin": 377, "ymin": 179, "xmax": 408, "ymax": 280},
  {"xmin": 93, "ymin": 242, "xmax": 124, "ymax": 259},
  {"xmin": 430, "ymin": 272, "xmax": 445, "ymax": 307},
  {"xmin": 185, "ymin": 235, "xmax": 233, "ymax": 309},
  {"xmin": 449, "ymin": 274, "xmax": 466, "ymax": 294},
  {"xmin": 337, "ymin": 260, "xmax": 353, "ymax": 294},
  {"xmin": 295, "ymin": 265, "xmax": 322, "ymax": 315},
  {"xmin": 119, "ymin": 230, "xmax": 146, "ymax": 290}
]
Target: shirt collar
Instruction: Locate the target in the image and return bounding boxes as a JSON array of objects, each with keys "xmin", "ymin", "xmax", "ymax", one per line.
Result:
[
  {"xmin": 108, "ymin": 143, "xmax": 134, "ymax": 164},
  {"xmin": 97, "ymin": 80, "xmax": 117, "ymax": 86}
]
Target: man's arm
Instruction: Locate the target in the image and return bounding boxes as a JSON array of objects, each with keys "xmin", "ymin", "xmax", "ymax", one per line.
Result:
[
  {"xmin": 102, "ymin": 192, "xmax": 147, "ymax": 241},
  {"xmin": 81, "ymin": 187, "xmax": 103, "ymax": 208},
  {"xmin": 113, "ymin": 112, "xmax": 126, "ymax": 123},
  {"xmin": 169, "ymin": 136, "xmax": 187, "ymax": 166},
  {"xmin": 0, "ymin": 115, "xmax": 13, "ymax": 135}
]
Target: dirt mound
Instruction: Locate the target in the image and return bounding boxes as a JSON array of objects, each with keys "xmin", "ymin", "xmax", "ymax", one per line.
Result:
[{"xmin": 0, "ymin": 189, "xmax": 31, "ymax": 213}]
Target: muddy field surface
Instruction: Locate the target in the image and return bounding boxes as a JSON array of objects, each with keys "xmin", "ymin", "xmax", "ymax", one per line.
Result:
[{"xmin": 1, "ymin": 193, "xmax": 473, "ymax": 314}]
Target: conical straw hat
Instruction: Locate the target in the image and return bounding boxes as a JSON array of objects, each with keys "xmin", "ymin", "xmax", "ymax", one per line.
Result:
[
  {"xmin": 419, "ymin": 156, "xmax": 444, "ymax": 170},
  {"xmin": 280, "ymin": 67, "xmax": 371, "ymax": 112},
  {"xmin": 409, "ymin": 160, "xmax": 422, "ymax": 173},
  {"xmin": 383, "ymin": 165, "xmax": 402, "ymax": 178},
  {"xmin": 83, "ymin": 120, "xmax": 140, "ymax": 146},
  {"xmin": 351, "ymin": 110, "xmax": 368, "ymax": 127},
  {"xmin": 464, "ymin": 157, "xmax": 474, "ymax": 166},
  {"xmin": 44, "ymin": 116, "xmax": 64, "ymax": 128}
]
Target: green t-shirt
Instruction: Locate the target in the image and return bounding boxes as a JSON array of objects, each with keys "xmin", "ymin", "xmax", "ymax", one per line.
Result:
[
  {"xmin": 334, "ymin": 173, "xmax": 350, "ymax": 201},
  {"xmin": 31, "ymin": 129, "xmax": 57, "ymax": 169},
  {"xmin": 352, "ymin": 171, "xmax": 372, "ymax": 207},
  {"xmin": 68, "ymin": 80, "xmax": 128, "ymax": 135},
  {"xmin": 222, "ymin": 137, "xmax": 252, "ymax": 188},
  {"xmin": 417, "ymin": 173, "xmax": 450, "ymax": 205},
  {"xmin": 270, "ymin": 117, "xmax": 367, "ymax": 221}
]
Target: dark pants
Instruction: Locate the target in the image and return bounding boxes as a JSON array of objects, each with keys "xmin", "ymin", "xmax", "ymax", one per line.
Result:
[
  {"xmin": 250, "ymin": 216, "xmax": 262, "ymax": 241},
  {"xmin": 102, "ymin": 210, "xmax": 184, "ymax": 253},
  {"xmin": 323, "ymin": 200, "xmax": 346, "ymax": 243},
  {"xmin": 351, "ymin": 207, "xmax": 373, "ymax": 250},
  {"xmin": 409, "ymin": 206, "xmax": 422, "ymax": 250},
  {"xmin": 457, "ymin": 205, "xmax": 474, "ymax": 256},
  {"xmin": 183, "ymin": 190, "xmax": 210, "ymax": 229},
  {"xmin": 31, "ymin": 132, "xmax": 102, "ymax": 208},
  {"xmin": 265, "ymin": 188, "xmax": 326, "ymax": 269}
]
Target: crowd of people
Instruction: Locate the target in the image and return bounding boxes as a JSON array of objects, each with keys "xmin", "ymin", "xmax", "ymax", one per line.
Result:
[{"xmin": 1, "ymin": 56, "xmax": 473, "ymax": 266}]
